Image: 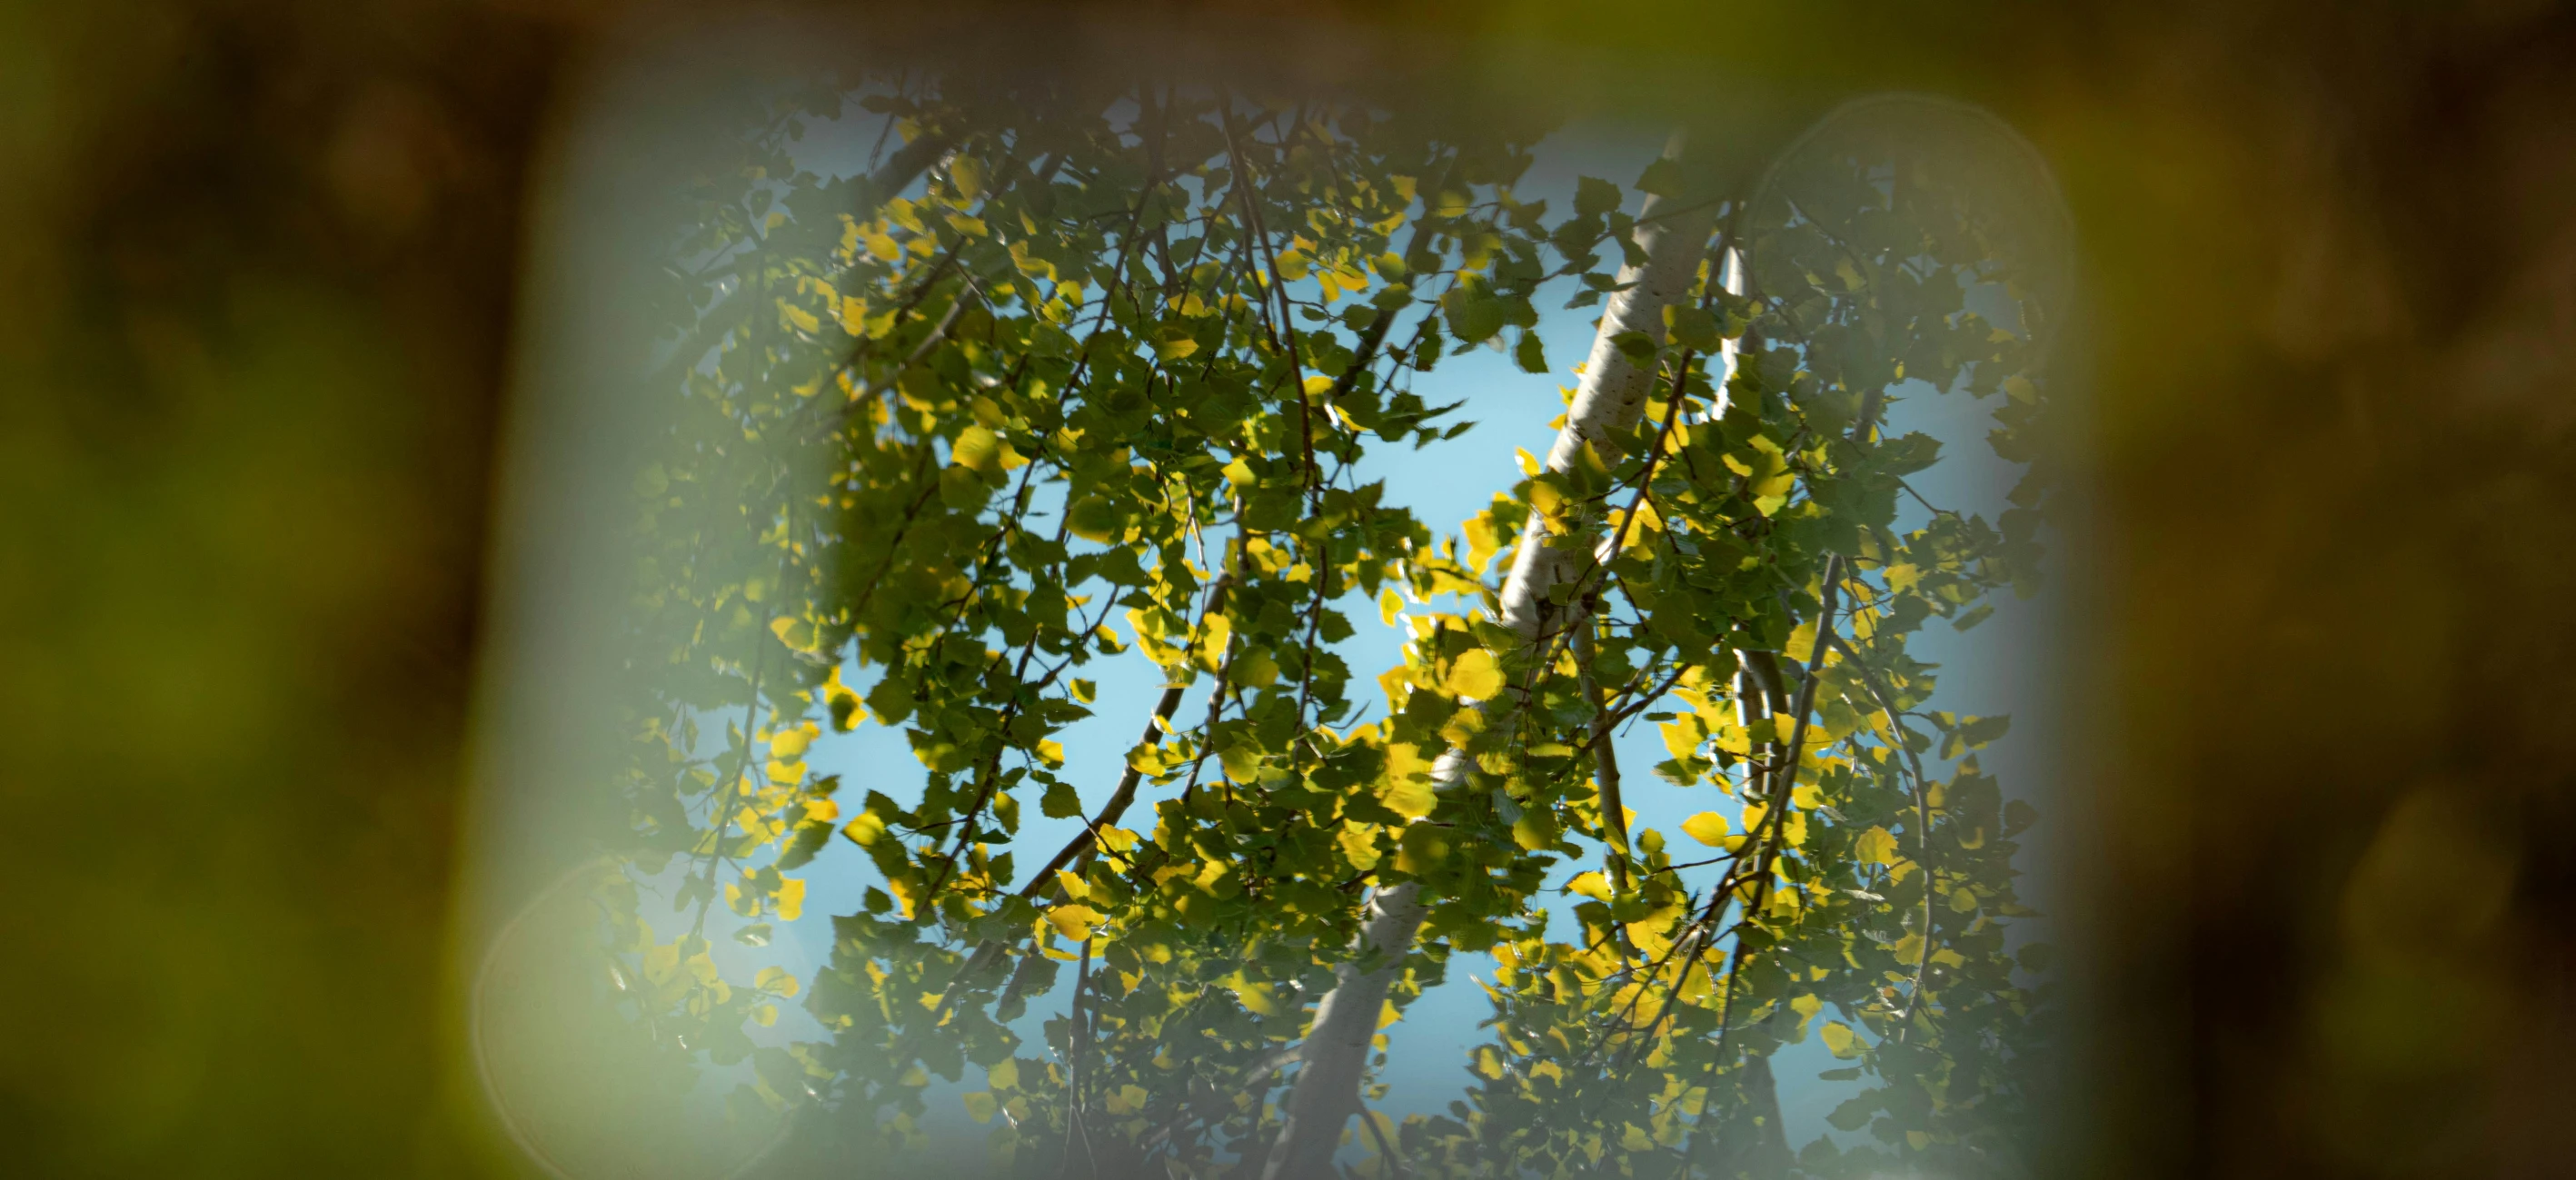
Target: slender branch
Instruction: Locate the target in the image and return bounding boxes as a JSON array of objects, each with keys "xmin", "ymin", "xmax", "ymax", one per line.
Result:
[
  {"xmin": 1828, "ymin": 631, "xmax": 1940, "ymax": 1036},
  {"xmin": 1218, "ymin": 100, "xmax": 1320, "ymax": 495},
  {"xmin": 1360, "ymin": 1105, "xmax": 1409, "ymax": 1179},
  {"xmin": 827, "ymin": 284, "xmax": 970, "ymax": 432},
  {"xmin": 1574, "ymin": 616, "xmax": 1632, "ymax": 898},
  {"xmin": 1057, "ymin": 937, "xmax": 1098, "ymax": 1180}
]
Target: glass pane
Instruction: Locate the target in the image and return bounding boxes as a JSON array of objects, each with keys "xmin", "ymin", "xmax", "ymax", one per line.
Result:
[{"xmin": 465, "ymin": 23, "xmax": 2075, "ymax": 1180}]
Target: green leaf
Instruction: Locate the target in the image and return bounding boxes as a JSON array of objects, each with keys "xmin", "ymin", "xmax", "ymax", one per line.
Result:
[
  {"xmin": 777, "ymin": 820, "xmax": 834, "ymax": 869},
  {"xmin": 1442, "ymin": 283, "xmax": 1506, "ymax": 344},
  {"xmin": 1513, "ymin": 330, "xmax": 1548, "ymax": 374},
  {"xmin": 1666, "ymin": 305, "xmax": 1722, "ymax": 352},
  {"xmin": 1574, "ymin": 176, "xmax": 1623, "ymax": 218},
  {"xmin": 1635, "ymin": 157, "xmax": 1685, "ymax": 198},
  {"xmin": 1825, "ymin": 1093, "xmax": 1877, "ymax": 1132},
  {"xmin": 1068, "ymin": 496, "xmax": 1124, "ymax": 542}
]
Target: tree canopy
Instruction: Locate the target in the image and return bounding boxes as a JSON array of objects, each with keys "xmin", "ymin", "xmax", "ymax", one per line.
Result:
[{"xmin": 486, "ymin": 61, "xmax": 2065, "ymax": 1180}]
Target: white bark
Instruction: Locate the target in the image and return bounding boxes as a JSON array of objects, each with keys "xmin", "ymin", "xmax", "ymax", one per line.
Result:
[{"xmin": 1259, "ymin": 135, "xmax": 1720, "ymax": 1180}]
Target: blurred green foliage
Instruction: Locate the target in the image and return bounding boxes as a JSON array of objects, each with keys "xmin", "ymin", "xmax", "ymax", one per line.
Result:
[
  {"xmin": 6, "ymin": 1, "xmax": 2576, "ymax": 1178},
  {"xmin": 0, "ymin": 0, "xmax": 560, "ymax": 1173}
]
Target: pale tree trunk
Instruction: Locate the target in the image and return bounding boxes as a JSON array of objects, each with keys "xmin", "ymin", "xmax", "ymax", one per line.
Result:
[{"xmin": 1259, "ymin": 134, "xmax": 1720, "ymax": 1180}]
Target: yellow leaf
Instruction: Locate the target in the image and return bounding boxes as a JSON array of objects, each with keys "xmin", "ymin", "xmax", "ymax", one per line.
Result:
[
  {"xmin": 1785, "ymin": 620, "xmax": 1817, "ymax": 664},
  {"xmin": 1008, "ymin": 239, "xmax": 1053, "ymax": 279},
  {"xmin": 840, "ymin": 813, "xmax": 885, "ymax": 847},
  {"xmin": 642, "ymin": 942, "xmax": 679, "ymax": 984},
  {"xmin": 987, "ymin": 1059, "xmax": 1019, "ymax": 1091},
  {"xmin": 1047, "ymin": 904, "xmax": 1102, "ymax": 942},
  {"xmin": 755, "ymin": 965, "xmax": 801, "ymax": 997},
  {"xmin": 769, "ymin": 616, "xmax": 818, "ymax": 653},
  {"xmin": 1378, "ymin": 588, "xmax": 1405, "ymax": 627},
  {"xmin": 752, "ymin": 1003, "xmax": 778, "ymax": 1026},
  {"xmin": 1338, "ymin": 823, "xmax": 1383, "ymax": 870},
  {"xmin": 1627, "ymin": 498, "xmax": 1664, "ymax": 535},
  {"xmin": 1463, "ymin": 511, "xmax": 1507, "ymax": 571},
  {"xmin": 775, "ymin": 878, "xmax": 805, "ymax": 921},
  {"xmin": 1567, "ymin": 871, "xmax": 1612, "ymax": 902},
  {"xmin": 1377, "ymin": 665, "xmax": 1414, "ymax": 710},
  {"xmin": 1378, "ymin": 775, "xmax": 1436, "ymax": 821},
  {"xmin": 1855, "ymin": 826, "xmax": 1899, "ymax": 866},
  {"xmin": 1383, "ymin": 740, "xmax": 1431, "ymax": 780},
  {"xmin": 962, "ymin": 1092, "xmax": 998, "ymax": 1124},
  {"xmin": 1680, "ymin": 812, "xmax": 1732, "ymax": 847},
  {"xmin": 952, "ymin": 425, "xmax": 1002, "ymax": 472},
  {"xmin": 1661, "ymin": 713, "xmax": 1709, "ymax": 761},
  {"xmin": 885, "ymin": 876, "xmax": 923, "ymax": 920},
  {"xmin": 1231, "ymin": 977, "xmax": 1282, "ymax": 1016},
  {"xmin": 823, "ymin": 667, "xmax": 865, "ymax": 730},
  {"xmin": 1819, "ymin": 1020, "xmax": 1859, "ymax": 1058},
  {"xmin": 771, "ymin": 724, "xmax": 816, "ymax": 759},
  {"xmin": 1378, "ymin": 1000, "xmax": 1403, "ymax": 1030},
  {"xmin": 1447, "ymin": 649, "xmax": 1504, "ymax": 699},
  {"xmin": 779, "ymin": 300, "xmax": 821, "ymax": 335}
]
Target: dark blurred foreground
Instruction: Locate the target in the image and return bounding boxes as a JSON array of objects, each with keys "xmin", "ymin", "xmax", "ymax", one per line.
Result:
[{"xmin": 5, "ymin": 1, "xmax": 2574, "ymax": 1175}]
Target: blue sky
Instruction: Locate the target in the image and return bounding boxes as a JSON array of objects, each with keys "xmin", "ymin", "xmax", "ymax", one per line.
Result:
[{"xmin": 661, "ymin": 104, "xmax": 2066, "ymax": 1161}]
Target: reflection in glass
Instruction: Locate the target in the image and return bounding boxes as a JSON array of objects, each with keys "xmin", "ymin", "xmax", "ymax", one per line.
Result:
[{"xmin": 470, "ymin": 45, "xmax": 2072, "ymax": 1180}]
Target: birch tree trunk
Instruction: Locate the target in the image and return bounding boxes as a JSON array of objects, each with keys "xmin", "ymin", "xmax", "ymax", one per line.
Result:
[{"xmin": 1259, "ymin": 134, "xmax": 1721, "ymax": 1180}]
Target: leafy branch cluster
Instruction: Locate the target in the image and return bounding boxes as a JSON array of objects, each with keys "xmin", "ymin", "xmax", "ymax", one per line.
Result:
[{"xmin": 581, "ymin": 64, "xmax": 2059, "ymax": 1180}]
